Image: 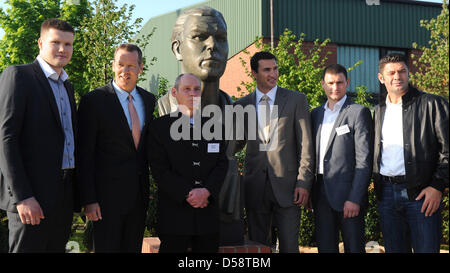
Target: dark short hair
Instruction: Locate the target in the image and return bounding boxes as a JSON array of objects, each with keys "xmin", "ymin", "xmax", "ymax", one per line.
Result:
[
  {"xmin": 379, "ymin": 53, "xmax": 408, "ymax": 73},
  {"xmin": 40, "ymin": 18, "xmax": 74, "ymax": 36},
  {"xmin": 250, "ymin": 51, "xmax": 277, "ymax": 72},
  {"xmin": 114, "ymin": 43, "xmax": 143, "ymax": 65},
  {"xmin": 322, "ymin": 64, "xmax": 348, "ymax": 80}
]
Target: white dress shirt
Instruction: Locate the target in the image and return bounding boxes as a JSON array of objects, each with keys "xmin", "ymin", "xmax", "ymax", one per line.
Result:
[
  {"xmin": 380, "ymin": 96, "xmax": 405, "ymax": 176},
  {"xmin": 319, "ymin": 95, "xmax": 347, "ymax": 174},
  {"xmin": 255, "ymin": 85, "xmax": 277, "ymax": 116}
]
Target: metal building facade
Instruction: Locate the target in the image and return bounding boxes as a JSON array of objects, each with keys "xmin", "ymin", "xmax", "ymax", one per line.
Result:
[
  {"xmin": 137, "ymin": 0, "xmax": 442, "ymax": 94},
  {"xmin": 263, "ymin": 0, "xmax": 441, "ymax": 49},
  {"xmin": 337, "ymin": 45, "xmax": 380, "ymax": 93}
]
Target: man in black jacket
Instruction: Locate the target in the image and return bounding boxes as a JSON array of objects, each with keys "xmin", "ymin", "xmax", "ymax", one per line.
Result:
[
  {"xmin": 0, "ymin": 19, "xmax": 78, "ymax": 252},
  {"xmin": 77, "ymin": 44, "xmax": 155, "ymax": 252},
  {"xmin": 374, "ymin": 53, "xmax": 449, "ymax": 253},
  {"xmin": 148, "ymin": 73, "xmax": 228, "ymax": 253}
]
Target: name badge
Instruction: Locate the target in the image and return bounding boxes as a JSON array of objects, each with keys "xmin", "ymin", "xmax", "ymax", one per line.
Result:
[
  {"xmin": 335, "ymin": 124, "xmax": 350, "ymax": 136},
  {"xmin": 208, "ymin": 143, "xmax": 220, "ymax": 153}
]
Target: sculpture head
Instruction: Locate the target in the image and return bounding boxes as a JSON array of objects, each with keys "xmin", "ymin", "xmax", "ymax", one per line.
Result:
[{"xmin": 171, "ymin": 6, "xmax": 228, "ymax": 82}]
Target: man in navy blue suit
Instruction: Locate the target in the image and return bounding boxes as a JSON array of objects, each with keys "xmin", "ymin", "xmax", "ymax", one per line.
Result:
[{"xmin": 311, "ymin": 64, "xmax": 373, "ymax": 253}]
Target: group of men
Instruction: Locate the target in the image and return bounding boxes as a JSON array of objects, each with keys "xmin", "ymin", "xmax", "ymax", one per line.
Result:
[
  {"xmin": 0, "ymin": 15, "xmax": 448, "ymax": 254},
  {"xmin": 233, "ymin": 51, "xmax": 448, "ymax": 254}
]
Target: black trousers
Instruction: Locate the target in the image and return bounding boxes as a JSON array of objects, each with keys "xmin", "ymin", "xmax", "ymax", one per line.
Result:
[
  {"xmin": 313, "ymin": 175, "xmax": 366, "ymax": 253},
  {"xmin": 92, "ymin": 202, "xmax": 146, "ymax": 253},
  {"xmin": 158, "ymin": 233, "xmax": 220, "ymax": 253},
  {"xmin": 7, "ymin": 170, "xmax": 74, "ymax": 253}
]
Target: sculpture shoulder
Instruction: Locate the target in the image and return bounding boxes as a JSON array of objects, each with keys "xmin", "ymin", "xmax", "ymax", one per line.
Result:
[
  {"xmin": 157, "ymin": 93, "xmax": 176, "ymax": 116},
  {"xmin": 218, "ymin": 89, "xmax": 234, "ymax": 105}
]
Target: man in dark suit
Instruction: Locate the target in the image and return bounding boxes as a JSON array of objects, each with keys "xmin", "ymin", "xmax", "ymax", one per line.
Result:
[
  {"xmin": 0, "ymin": 19, "xmax": 77, "ymax": 252},
  {"xmin": 148, "ymin": 73, "xmax": 228, "ymax": 253},
  {"xmin": 311, "ymin": 64, "xmax": 373, "ymax": 253},
  {"xmin": 77, "ymin": 44, "xmax": 155, "ymax": 252},
  {"xmin": 234, "ymin": 51, "xmax": 315, "ymax": 253}
]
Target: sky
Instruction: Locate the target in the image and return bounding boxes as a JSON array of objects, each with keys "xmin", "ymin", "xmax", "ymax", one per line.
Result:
[{"xmin": 0, "ymin": 0, "xmax": 444, "ymax": 39}]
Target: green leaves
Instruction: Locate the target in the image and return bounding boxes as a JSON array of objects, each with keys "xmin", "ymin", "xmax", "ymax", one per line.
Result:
[
  {"xmin": 411, "ymin": 1, "xmax": 449, "ymax": 100},
  {"xmin": 0, "ymin": 0, "xmax": 156, "ymax": 101},
  {"xmin": 238, "ymin": 29, "xmax": 331, "ymax": 109}
]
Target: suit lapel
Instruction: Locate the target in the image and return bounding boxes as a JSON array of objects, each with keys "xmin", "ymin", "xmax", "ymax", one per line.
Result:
[
  {"xmin": 64, "ymin": 81, "xmax": 77, "ymax": 133},
  {"xmin": 264, "ymin": 87, "xmax": 288, "ymax": 144},
  {"xmin": 324, "ymin": 97, "xmax": 352, "ymax": 153},
  {"xmin": 249, "ymin": 91, "xmax": 259, "ymax": 141},
  {"xmin": 315, "ymin": 106, "xmax": 325, "ymax": 167},
  {"xmin": 105, "ymin": 81, "xmax": 136, "ymax": 149},
  {"xmin": 273, "ymin": 87, "xmax": 288, "ymax": 120},
  {"xmin": 136, "ymin": 86, "xmax": 153, "ymax": 151},
  {"xmin": 32, "ymin": 61, "xmax": 63, "ymax": 131}
]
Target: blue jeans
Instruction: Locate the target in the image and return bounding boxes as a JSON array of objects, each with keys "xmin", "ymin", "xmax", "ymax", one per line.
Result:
[{"xmin": 377, "ymin": 179, "xmax": 442, "ymax": 253}]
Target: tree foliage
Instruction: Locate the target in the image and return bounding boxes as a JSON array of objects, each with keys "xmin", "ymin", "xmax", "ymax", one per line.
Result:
[
  {"xmin": 0, "ymin": 0, "xmax": 156, "ymax": 100},
  {"xmin": 77, "ymin": 0, "xmax": 156, "ymax": 98},
  {"xmin": 0, "ymin": 0, "xmax": 90, "ymax": 71},
  {"xmin": 411, "ymin": 0, "xmax": 449, "ymax": 100},
  {"xmin": 237, "ymin": 29, "xmax": 365, "ymax": 109},
  {"xmin": 237, "ymin": 29, "xmax": 330, "ymax": 109}
]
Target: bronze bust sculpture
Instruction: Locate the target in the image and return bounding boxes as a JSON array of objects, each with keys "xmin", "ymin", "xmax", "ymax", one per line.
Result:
[
  {"xmin": 157, "ymin": 6, "xmax": 233, "ymax": 114},
  {"xmin": 157, "ymin": 6, "xmax": 244, "ymax": 245}
]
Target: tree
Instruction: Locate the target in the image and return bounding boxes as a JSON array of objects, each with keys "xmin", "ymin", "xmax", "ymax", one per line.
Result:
[
  {"xmin": 77, "ymin": 0, "xmax": 155, "ymax": 98},
  {"xmin": 0, "ymin": 0, "xmax": 90, "ymax": 72},
  {"xmin": 0, "ymin": 0, "xmax": 156, "ymax": 100},
  {"xmin": 411, "ymin": 0, "xmax": 449, "ymax": 100},
  {"xmin": 237, "ymin": 30, "xmax": 330, "ymax": 109}
]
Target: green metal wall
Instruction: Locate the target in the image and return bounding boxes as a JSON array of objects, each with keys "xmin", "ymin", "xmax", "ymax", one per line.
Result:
[
  {"xmin": 138, "ymin": 0, "xmax": 442, "ymax": 93},
  {"xmin": 137, "ymin": 0, "xmax": 262, "ymax": 93},
  {"xmin": 263, "ymin": 0, "xmax": 441, "ymax": 49},
  {"xmin": 337, "ymin": 45, "xmax": 380, "ymax": 93}
]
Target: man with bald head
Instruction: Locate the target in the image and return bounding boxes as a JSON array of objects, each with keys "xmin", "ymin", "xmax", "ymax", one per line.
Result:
[
  {"xmin": 149, "ymin": 73, "xmax": 228, "ymax": 252},
  {"xmin": 157, "ymin": 6, "xmax": 244, "ymax": 246}
]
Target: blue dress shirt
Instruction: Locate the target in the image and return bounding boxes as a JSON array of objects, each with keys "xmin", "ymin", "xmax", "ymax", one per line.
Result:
[
  {"xmin": 36, "ymin": 56, "xmax": 75, "ymax": 169},
  {"xmin": 112, "ymin": 80, "xmax": 145, "ymax": 131}
]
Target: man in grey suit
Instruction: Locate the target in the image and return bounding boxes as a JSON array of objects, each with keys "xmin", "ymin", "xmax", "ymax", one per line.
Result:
[
  {"xmin": 311, "ymin": 64, "xmax": 373, "ymax": 253},
  {"xmin": 234, "ymin": 51, "xmax": 314, "ymax": 253}
]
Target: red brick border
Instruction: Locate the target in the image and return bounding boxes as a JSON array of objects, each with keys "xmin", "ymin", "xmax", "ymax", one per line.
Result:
[{"xmin": 142, "ymin": 237, "xmax": 271, "ymax": 253}]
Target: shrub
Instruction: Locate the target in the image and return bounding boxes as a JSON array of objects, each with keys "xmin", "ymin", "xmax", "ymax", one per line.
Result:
[{"xmin": 0, "ymin": 210, "xmax": 8, "ymax": 253}]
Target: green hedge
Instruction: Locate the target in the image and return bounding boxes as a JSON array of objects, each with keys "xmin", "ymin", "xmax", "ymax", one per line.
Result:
[{"xmin": 0, "ymin": 210, "xmax": 8, "ymax": 253}]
